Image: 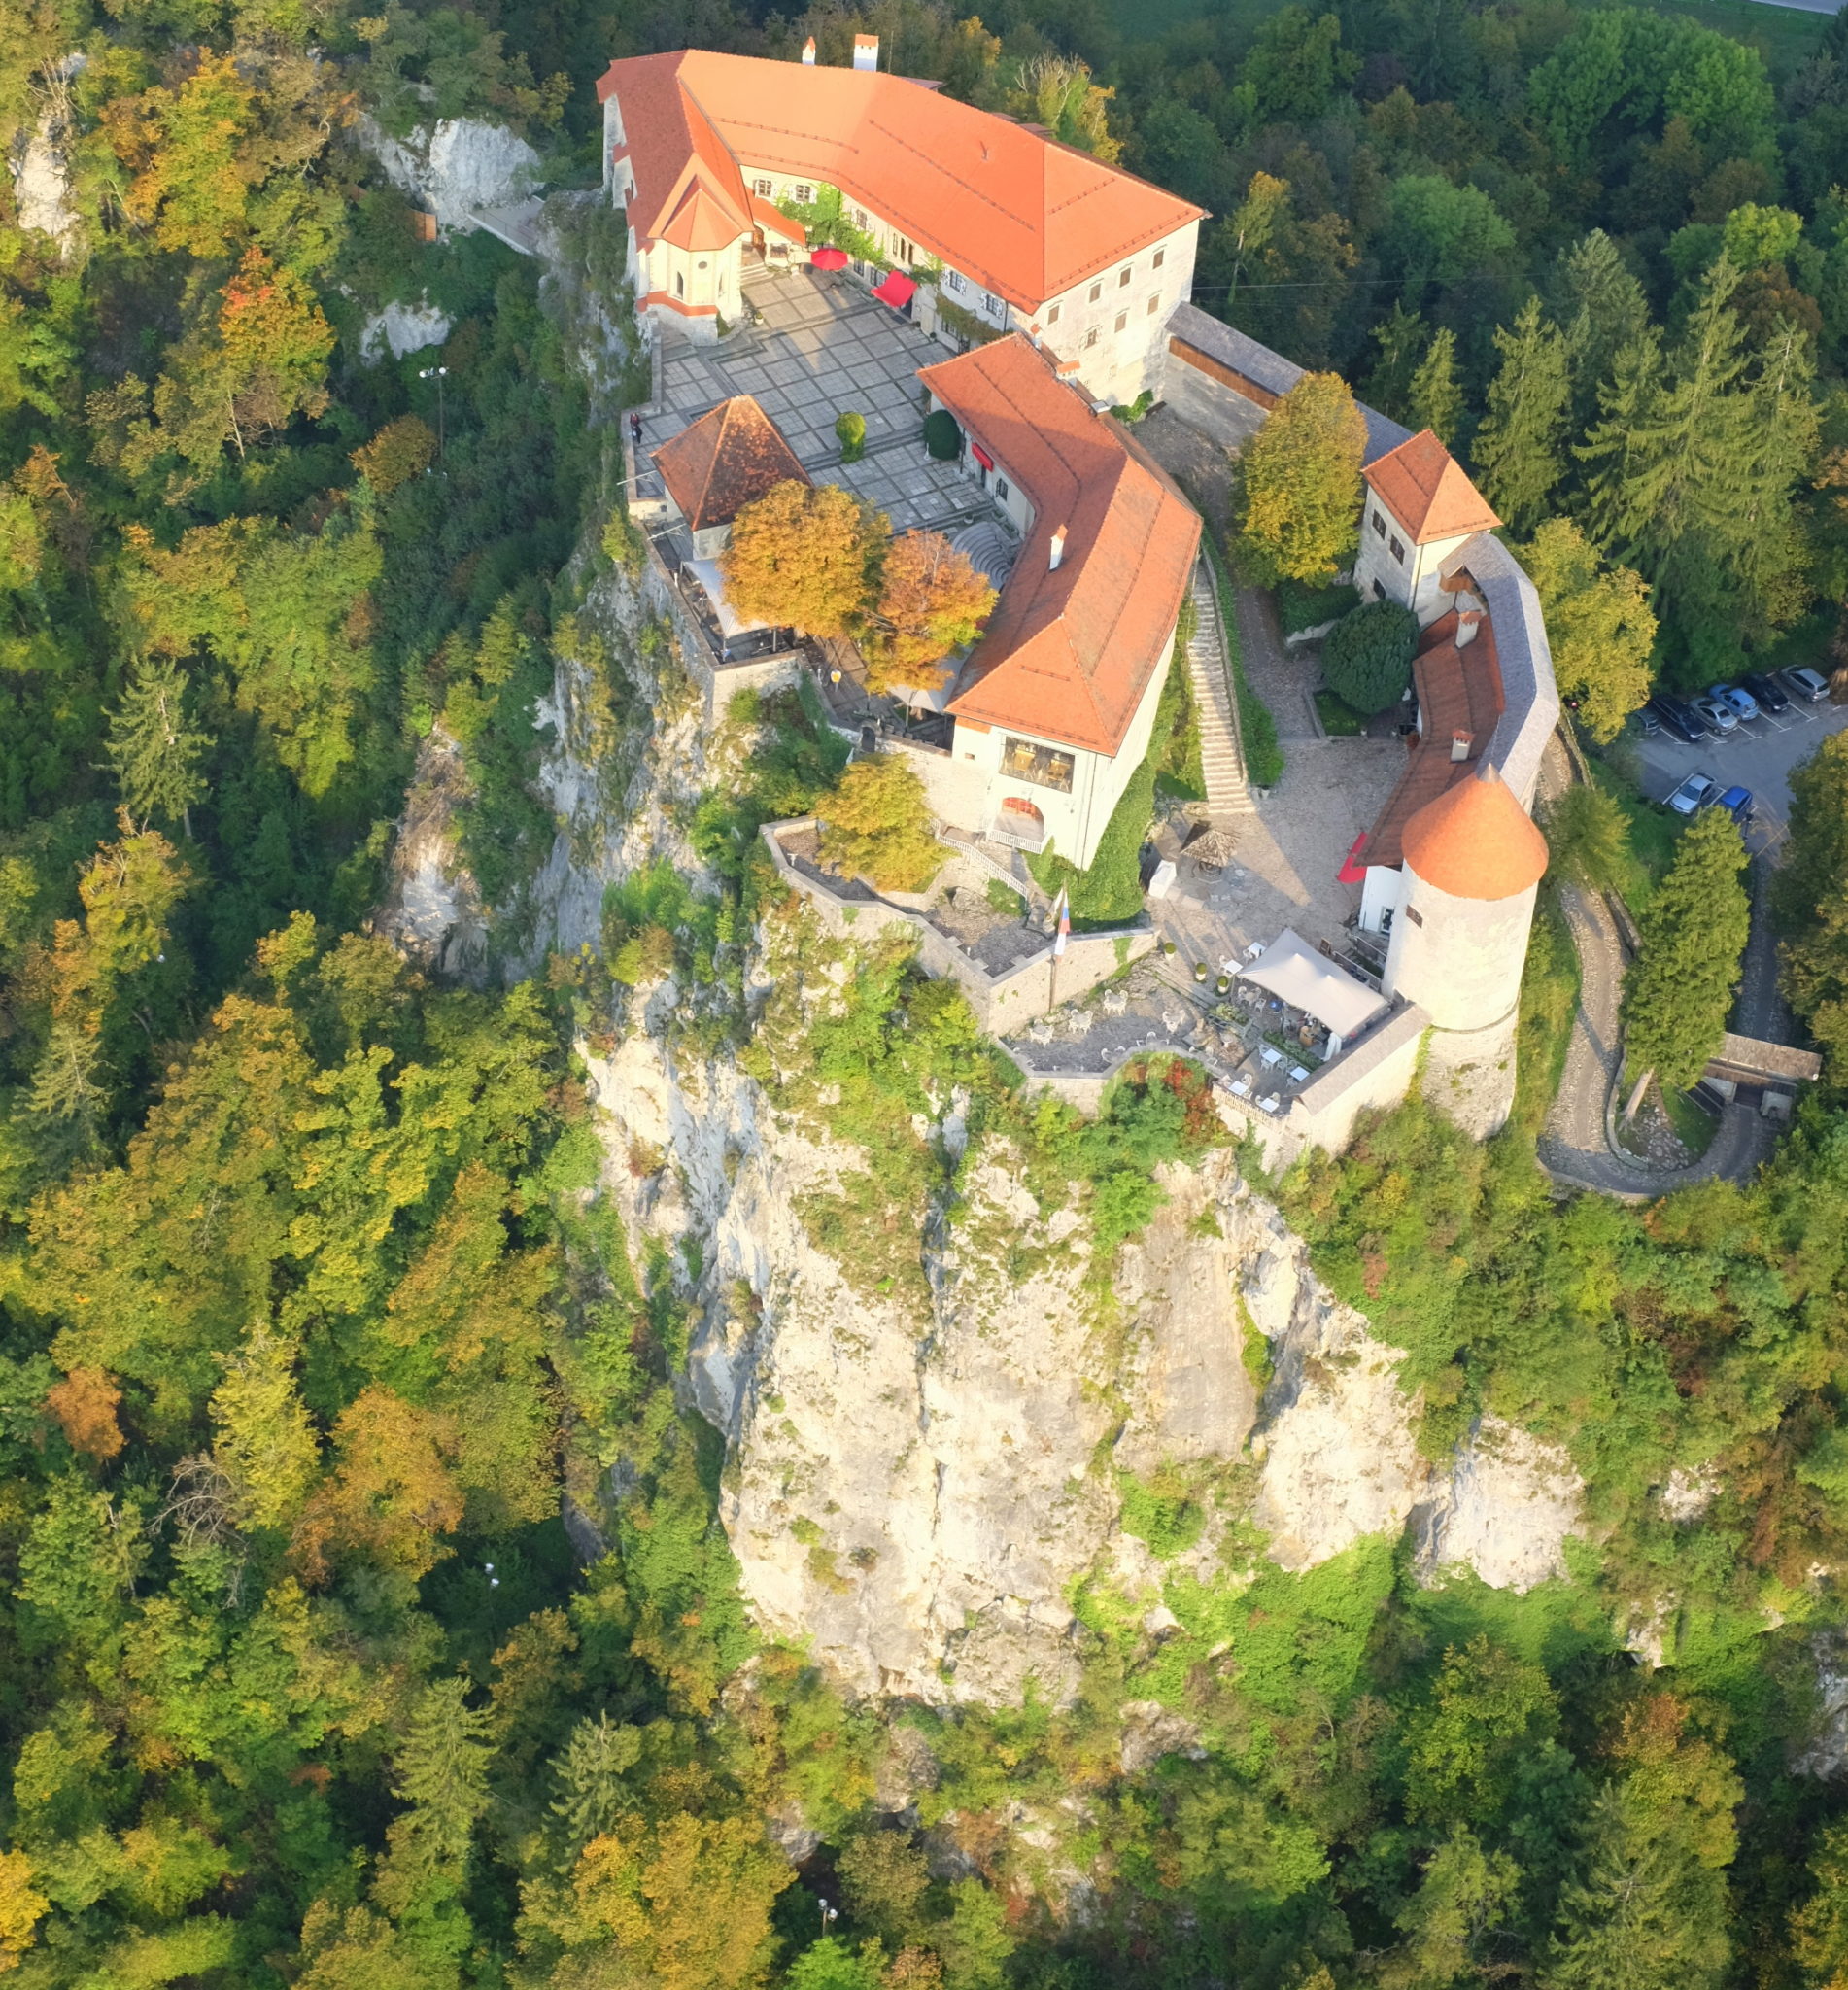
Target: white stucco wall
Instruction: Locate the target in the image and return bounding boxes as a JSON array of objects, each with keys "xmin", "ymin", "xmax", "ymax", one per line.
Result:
[
  {"xmin": 1357, "ymin": 864, "xmax": 1403, "ymax": 936},
  {"xmin": 1383, "ymin": 867, "xmax": 1536, "ymax": 1035},
  {"xmin": 1353, "ymin": 498, "xmax": 1473, "ymax": 626},
  {"xmin": 944, "ymin": 638, "xmax": 1172, "ymax": 871}
]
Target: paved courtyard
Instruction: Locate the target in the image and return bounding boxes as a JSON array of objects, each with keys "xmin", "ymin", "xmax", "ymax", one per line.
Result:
[
  {"xmin": 653, "ymin": 268, "xmax": 983, "ymax": 533},
  {"xmin": 1152, "ymin": 738, "xmax": 1407, "ymax": 972}
]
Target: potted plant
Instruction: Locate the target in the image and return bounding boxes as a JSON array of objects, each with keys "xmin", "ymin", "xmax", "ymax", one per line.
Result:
[
  {"xmin": 1193, "ymin": 961, "xmax": 1209, "ymax": 982},
  {"xmin": 1215, "ymin": 975, "xmax": 1231, "ymax": 993},
  {"xmin": 1162, "ymin": 939, "xmax": 1177, "ymax": 956}
]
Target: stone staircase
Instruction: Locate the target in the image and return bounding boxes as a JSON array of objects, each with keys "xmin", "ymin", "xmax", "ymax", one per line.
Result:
[
  {"xmin": 1185, "ymin": 559, "xmax": 1256, "ymax": 820},
  {"xmin": 950, "ymin": 518, "xmax": 1019, "ymax": 591}
]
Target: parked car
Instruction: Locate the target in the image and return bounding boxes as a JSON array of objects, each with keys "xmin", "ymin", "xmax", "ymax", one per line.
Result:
[
  {"xmin": 1710, "ymin": 784, "xmax": 1755, "ymax": 825},
  {"xmin": 1783, "ymin": 666, "xmax": 1831, "ymax": 703},
  {"xmin": 1741, "ymin": 671, "xmax": 1791, "ymax": 713},
  {"xmin": 1694, "ymin": 695, "xmax": 1739, "ymax": 733},
  {"xmin": 1666, "ymin": 772, "xmax": 1717, "ymax": 816},
  {"xmin": 1648, "ymin": 695, "xmax": 1707, "ymax": 744},
  {"xmin": 1710, "ymin": 682, "xmax": 1760, "ymax": 721},
  {"xmin": 1635, "ymin": 705, "xmax": 1661, "ymax": 737}
]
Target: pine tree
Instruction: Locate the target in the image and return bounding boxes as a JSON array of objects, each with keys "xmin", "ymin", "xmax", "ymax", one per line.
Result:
[
  {"xmin": 1621, "ymin": 807, "xmax": 1751, "ymax": 1092},
  {"xmin": 375, "ymin": 1676, "xmax": 496, "ymax": 1915},
  {"xmin": 550, "ymin": 1713, "xmax": 643, "ymax": 1862},
  {"xmin": 1554, "ymin": 228, "xmax": 1650, "ymax": 429},
  {"xmin": 102, "ymin": 655, "xmax": 210, "ymax": 837},
  {"xmin": 1578, "ymin": 257, "xmax": 1807, "ymax": 648},
  {"xmin": 1367, "ymin": 302, "xmax": 1428, "ymax": 422},
  {"xmin": 1471, "ymin": 298, "xmax": 1571, "ymax": 532},
  {"xmin": 1407, "ymin": 326, "xmax": 1463, "ymax": 446}
]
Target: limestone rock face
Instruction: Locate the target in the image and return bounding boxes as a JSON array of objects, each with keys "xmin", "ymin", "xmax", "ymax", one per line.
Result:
[
  {"xmin": 1414, "ymin": 1416, "xmax": 1584, "ymax": 1593},
  {"xmin": 582, "ymin": 1017, "xmax": 1594, "ymax": 1703},
  {"xmin": 1244, "ymin": 1222, "xmax": 1425, "ymax": 1569},
  {"xmin": 359, "ymin": 299, "xmax": 453, "ymax": 362},
  {"xmin": 373, "ymin": 729, "xmax": 489, "ymax": 982},
  {"xmin": 360, "ymin": 115, "xmax": 541, "ymax": 228}
]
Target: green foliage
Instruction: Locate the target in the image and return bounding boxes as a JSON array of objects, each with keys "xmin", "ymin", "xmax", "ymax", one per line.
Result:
[
  {"xmin": 835, "ymin": 409, "xmax": 867, "ymax": 463},
  {"xmin": 1773, "ymin": 730, "xmax": 1848, "ymax": 1081},
  {"xmin": 1321, "ymin": 599, "xmax": 1419, "ymax": 714},
  {"xmin": 922, "ymin": 409, "xmax": 962, "ymax": 461},
  {"xmin": 1621, "ymin": 807, "xmax": 1751, "ymax": 1089},
  {"xmin": 1277, "ymin": 576, "xmax": 1358, "ymax": 636},
  {"xmin": 817, "ymin": 754, "xmax": 942, "ymax": 893}
]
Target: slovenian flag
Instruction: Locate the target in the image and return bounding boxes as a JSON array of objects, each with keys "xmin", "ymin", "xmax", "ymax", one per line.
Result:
[{"xmin": 1053, "ymin": 887, "xmax": 1070, "ymax": 958}]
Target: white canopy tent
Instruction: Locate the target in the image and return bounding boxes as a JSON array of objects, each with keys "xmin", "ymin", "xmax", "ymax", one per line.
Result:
[
  {"xmin": 1239, "ymin": 928, "xmax": 1386, "ymax": 1050},
  {"xmin": 685, "ymin": 556, "xmax": 774, "ymax": 639}
]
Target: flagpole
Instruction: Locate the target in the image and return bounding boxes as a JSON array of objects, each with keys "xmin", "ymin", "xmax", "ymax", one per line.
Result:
[{"xmin": 1046, "ymin": 887, "xmax": 1069, "ymax": 1016}]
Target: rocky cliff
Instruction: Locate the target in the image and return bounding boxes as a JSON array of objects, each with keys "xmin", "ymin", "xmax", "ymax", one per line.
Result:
[{"xmin": 578, "ymin": 1011, "xmax": 1584, "ymax": 1706}]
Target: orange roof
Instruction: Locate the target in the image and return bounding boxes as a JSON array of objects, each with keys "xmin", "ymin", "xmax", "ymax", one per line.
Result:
[
  {"xmin": 1401, "ymin": 763, "xmax": 1548, "ymax": 901},
  {"xmin": 920, "ymin": 335, "xmax": 1200, "ymax": 757},
  {"xmin": 598, "ymin": 51, "xmax": 1205, "ymax": 308},
  {"xmin": 653, "ymin": 396, "xmax": 809, "ymax": 533},
  {"xmin": 659, "ymin": 182, "xmax": 746, "ymax": 252},
  {"xmin": 1363, "ymin": 429, "xmax": 1500, "ymax": 545}
]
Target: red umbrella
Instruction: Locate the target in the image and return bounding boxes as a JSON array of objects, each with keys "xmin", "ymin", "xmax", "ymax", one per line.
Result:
[{"xmin": 810, "ymin": 245, "xmax": 850, "ymax": 270}]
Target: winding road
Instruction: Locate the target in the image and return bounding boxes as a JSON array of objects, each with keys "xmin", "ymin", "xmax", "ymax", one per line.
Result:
[{"xmin": 1535, "ymin": 739, "xmax": 1777, "ymax": 1198}]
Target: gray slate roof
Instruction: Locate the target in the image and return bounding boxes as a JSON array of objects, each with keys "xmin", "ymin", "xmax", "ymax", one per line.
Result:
[
  {"xmin": 1166, "ymin": 302, "xmax": 1413, "ymax": 465},
  {"xmin": 1437, "ymin": 534, "xmax": 1560, "ymax": 811}
]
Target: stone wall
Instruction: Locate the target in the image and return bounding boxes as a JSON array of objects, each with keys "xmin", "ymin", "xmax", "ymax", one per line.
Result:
[{"xmin": 761, "ymin": 821, "xmax": 1152, "ymax": 1036}]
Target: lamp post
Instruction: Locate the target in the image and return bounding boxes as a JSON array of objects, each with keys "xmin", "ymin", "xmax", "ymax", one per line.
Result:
[{"xmin": 419, "ymin": 364, "xmax": 449, "ymax": 456}]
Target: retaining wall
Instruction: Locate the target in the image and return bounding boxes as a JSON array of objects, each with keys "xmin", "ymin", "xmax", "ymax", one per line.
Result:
[{"xmin": 761, "ymin": 820, "xmax": 1152, "ymax": 1036}]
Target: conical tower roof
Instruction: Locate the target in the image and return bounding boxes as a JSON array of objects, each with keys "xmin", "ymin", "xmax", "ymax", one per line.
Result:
[{"xmin": 1400, "ymin": 762, "xmax": 1548, "ymax": 901}]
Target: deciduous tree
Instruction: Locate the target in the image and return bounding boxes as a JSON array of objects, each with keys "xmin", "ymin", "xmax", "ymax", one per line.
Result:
[
  {"xmin": 1518, "ymin": 518, "xmax": 1656, "ymax": 741},
  {"xmin": 1234, "ymin": 372, "xmax": 1366, "ymax": 585},
  {"xmin": 867, "ymin": 532, "xmax": 995, "ymax": 695},
  {"xmin": 721, "ymin": 482, "xmax": 882, "ymax": 639},
  {"xmin": 818, "ymin": 756, "xmax": 941, "ymax": 892}
]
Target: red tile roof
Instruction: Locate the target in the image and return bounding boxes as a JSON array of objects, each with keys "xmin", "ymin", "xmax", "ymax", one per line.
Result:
[
  {"xmin": 1402, "ymin": 763, "xmax": 1548, "ymax": 900},
  {"xmin": 598, "ymin": 51, "xmax": 1204, "ymax": 309},
  {"xmin": 920, "ymin": 334, "xmax": 1200, "ymax": 757},
  {"xmin": 1361, "ymin": 608, "xmax": 1507, "ymax": 871},
  {"xmin": 653, "ymin": 395, "xmax": 809, "ymax": 533},
  {"xmin": 1364, "ymin": 429, "xmax": 1500, "ymax": 545}
]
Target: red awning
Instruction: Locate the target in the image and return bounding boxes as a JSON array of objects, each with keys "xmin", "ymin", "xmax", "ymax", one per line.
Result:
[
  {"xmin": 1336, "ymin": 833, "xmax": 1369, "ymax": 885},
  {"xmin": 809, "ymin": 245, "xmax": 850, "ymax": 270},
  {"xmin": 871, "ymin": 269, "xmax": 917, "ymax": 308},
  {"xmin": 971, "ymin": 441, "xmax": 994, "ymax": 471}
]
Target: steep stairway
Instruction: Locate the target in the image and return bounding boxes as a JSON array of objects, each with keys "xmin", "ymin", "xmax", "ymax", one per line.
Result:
[{"xmin": 1185, "ymin": 560, "xmax": 1257, "ymax": 820}]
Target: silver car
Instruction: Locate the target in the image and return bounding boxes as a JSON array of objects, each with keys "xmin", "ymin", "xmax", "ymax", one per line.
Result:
[
  {"xmin": 1694, "ymin": 696, "xmax": 1739, "ymax": 733},
  {"xmin": 1666, "ymin": 772, "xmax": 1717, "ymax": 816}
]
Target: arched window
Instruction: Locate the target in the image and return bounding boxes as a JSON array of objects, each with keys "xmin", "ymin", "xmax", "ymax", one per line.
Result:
[{"xmin": 674, "ymin": 271, "xmax": 685, "ymax": 299}]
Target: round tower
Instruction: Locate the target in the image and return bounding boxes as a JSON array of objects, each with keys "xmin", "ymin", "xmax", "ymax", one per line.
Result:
[{"xmin": 1382, "ymin": 763, "xmax": 1549, "ymax": 1133}]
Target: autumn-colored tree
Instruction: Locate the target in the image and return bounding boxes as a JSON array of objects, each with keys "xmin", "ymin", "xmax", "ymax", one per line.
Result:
[
  {"xmin": 100, "ymin": 53, "xmax": 262, "ymax": 258},
  {"xmin": 549, "ymin": 1814, "xmax": 793, "ymax": 1990},
  {"xmin": 210, "ymin": 1325, "xmax": 320, "ymax": 1531},
  {"xmin": 866, "ymin": 532, "xmax": 996, "ymax": 695},
  {"xmin": 1519, "ymin": 518, "xmax": 1657, "ymax": 741},
  {"xmin": 720, "ymin": 482, "xmax": 882, "ymax": 638},
  {"xmin": 1007, "ymin": 55, "xmax": 1120, "ymax": 161},
  {"xmin": 44, "ymin": 1366, "xmax": 125, "ymax": 1461},
  {"xmin": 817, "ymin": 756, "xmax": 941, "ymax": 892},
  {"xmin": 214, "ymin": 247, "xmax": 335, "ymax": 452},
  {"xmin": 0, "ymin": 1850, "xmax": 48, "ymax": 1974},
  {"xmin": 1233, "ymin": 372, "xmax": 1367, "ymax": 585},
  {"xmin": 292, "ymin": 1389, "xmax": 464, "ymax": 1589},
  {"xmin": 353, "ymin": 415, "xmax": 438, "ymax": 494}
]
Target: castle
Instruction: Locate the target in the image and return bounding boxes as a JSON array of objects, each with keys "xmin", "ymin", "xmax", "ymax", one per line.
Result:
[{"xmin": 604, "ymin": 46, "xmax": 1558, "ymax": 1149}]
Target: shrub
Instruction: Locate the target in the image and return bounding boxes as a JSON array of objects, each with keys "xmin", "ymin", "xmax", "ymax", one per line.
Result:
[
  {"xmin": 835, "ymin": 410, "xmax": 867, "ymax": 463},
  {"xmin": 984, "ymin": 877, "xmax": 1025, "ymax": 916},
  {"xmin": 1278, "ymin": 575, "xmax": 1358, "ymax": 635},
  {"xmin": 817, "ymin": 754, "xmax": 941, "ymax": 892},
  {"xmin": 922, "ymin": 409, "xmax": 962, "ymax": 461},
  {"xmin": 1322, "ymin": 599, "xmax": 1418, "ymax": 714}
]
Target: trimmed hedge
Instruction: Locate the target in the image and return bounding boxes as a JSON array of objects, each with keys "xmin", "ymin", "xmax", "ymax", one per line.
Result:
[{"xmin": 1322, "ymin": 599, "xmax": 1418, "ymax": 715}]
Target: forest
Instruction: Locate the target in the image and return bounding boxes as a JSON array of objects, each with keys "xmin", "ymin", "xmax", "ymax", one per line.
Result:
[{"xmin": 3, "ymin": 0, "xmax": 1848, "ymax": 1983}]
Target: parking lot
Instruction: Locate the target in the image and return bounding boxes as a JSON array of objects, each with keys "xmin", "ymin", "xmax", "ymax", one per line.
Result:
[{"xmin": 1637, "ymin": 689, "xmax": 1848, "ymax": 853}]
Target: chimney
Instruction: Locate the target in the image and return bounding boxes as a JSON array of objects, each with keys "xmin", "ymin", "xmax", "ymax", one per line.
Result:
[
  {"xmin": 1049, "ymin": 525, "xmax": 1067, "ymax": 570},
  {"xmin": 1451, "ymin": 732, "xmax": 1473, "ymax": 763},
  {"xmin": 852, "ymin": 33, "xmax": 878, "ymax": 69},
  {"xmin": 1456, "ymin": 607, "xmax": 1483, "ymax": 648},
  {"xmin": 802, "ymin": 36, "xmax": 816, "ymax": 62}
]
